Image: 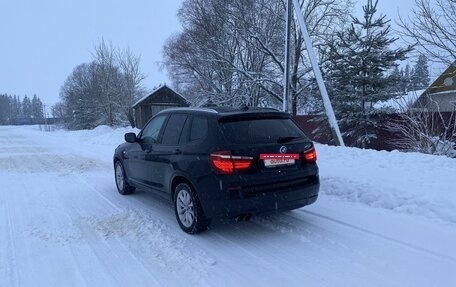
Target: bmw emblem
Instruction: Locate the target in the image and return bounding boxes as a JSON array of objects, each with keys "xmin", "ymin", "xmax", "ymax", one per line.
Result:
[{"xmin": 279, "ymin": 146, "xmax": 287, "ymax": 154}]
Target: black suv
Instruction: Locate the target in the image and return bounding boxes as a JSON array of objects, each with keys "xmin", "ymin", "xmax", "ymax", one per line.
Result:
[{"xmin": 114, "ymin": 107, "xmax": 319, "ymax": 233}]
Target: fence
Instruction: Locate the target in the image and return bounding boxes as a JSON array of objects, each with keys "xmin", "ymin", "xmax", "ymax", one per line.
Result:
[{"xmin": 293, "ymin": 112, "xmax": 456, "ymax": 152}]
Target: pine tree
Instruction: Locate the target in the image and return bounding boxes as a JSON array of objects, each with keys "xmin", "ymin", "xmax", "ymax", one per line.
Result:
[
  {"xmin": 13, "ymin": 95, "xmax": 21, "ymax": 123},
  {"xmin": 388, "ymin": 66, "xmax": 404, "ymax": 95},
  {"xmin": 409, "ymin": 55, "xmax": 430, "ymax": 90},
  {"xmin": 31, "ymin": 94, "xmax": 44, "ymax": 122},
  {"xmin": 0, "ymin": 94, "xmax": 10, "ymax": 125},
  {"xmin": 7, "ymin": 95, "xmax": 14, "ymax": 124},
  {"xmin": 22, "ymin": 96, "xmax": 32, "ymax": 121},
  {"xmin": 400, "ymin": 64, "xmax": 412, "ymax": 93},
  {"xmin": 327, "ymin": 0, "xmax": 412, "ymax": 147}
]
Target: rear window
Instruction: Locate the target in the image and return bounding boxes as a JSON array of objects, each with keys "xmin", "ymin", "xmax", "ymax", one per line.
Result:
[{"xmin": 220, "ymin": 118, "xmax": 308, "ymax": 144}]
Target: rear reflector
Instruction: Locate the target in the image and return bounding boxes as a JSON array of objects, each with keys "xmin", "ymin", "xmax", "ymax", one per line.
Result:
[{"xmin": 210, "ymin": 151, "xmax": 253, "ymax": 174}]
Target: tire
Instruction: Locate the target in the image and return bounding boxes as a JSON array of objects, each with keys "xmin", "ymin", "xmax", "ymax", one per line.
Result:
[
  {"xmin": 114, "ymin": 161, "xmax": 135, "ymax": 195},
  {"xmin": 173, "ymin": 183, "xmax": 210, "ymax": 234}
]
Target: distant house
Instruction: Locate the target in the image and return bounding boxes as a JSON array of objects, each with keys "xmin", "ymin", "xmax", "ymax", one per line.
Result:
[
  {"xmin": 375, "ymin": 62, "xmax": 456, "ymax": 113},
  {"xmin": 133, "ymin": 84, "xmax": 189, "ymax": 129},
  {"xmin": 412, "ymin": 62, "xmax": 456, "ymax": 112}
]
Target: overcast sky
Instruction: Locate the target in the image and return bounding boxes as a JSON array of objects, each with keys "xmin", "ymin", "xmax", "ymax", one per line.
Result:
[{"xmin": 1, "ymin": 0, "xmax": 419, "ymax": 108}]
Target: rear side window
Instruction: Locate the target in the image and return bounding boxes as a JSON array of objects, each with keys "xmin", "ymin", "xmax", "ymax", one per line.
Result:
[
  {"xmin": 161, "ymin": 114, "xmax": 188, "ymax": 145},
  {"xmin": 220, "ymin": 118, "xmax": 307, "ymax": 144},
  {"xmin": 190, "ymin": 116, "xmax": 208, "ymax": 142}
]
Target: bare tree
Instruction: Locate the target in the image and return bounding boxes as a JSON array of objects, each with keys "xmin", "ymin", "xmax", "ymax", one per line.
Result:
[
  {"xmin": 163, "ymin": 0, "xmax": 353, "ymax": 113},
  {"xmin": 59, "ymin": 40, "xmax": 145, "ymax": 129},
  {"xmin": 118, "ymin": 48, "xmax": 146, "ymax": 127},
  {"xmin": 398, "ymin": 0, "xmax": 456, "ymax": 65},
  {"xmin": 92, "ymin": 39, "xmax": 123, "ymax": 126},
  {"xmin": 60, "ymin": 63, "xmax": 101, "ymax": 129},
  {"xmin": 164, "ymin": 0, "xmax": 268, "ymax": 107},
  {"xmin": 51, "ymin": 102, "xmax": 66, "ymax": 125}
]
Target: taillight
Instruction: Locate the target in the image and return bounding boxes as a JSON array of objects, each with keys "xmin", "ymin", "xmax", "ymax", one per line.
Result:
[
  {"xmin": 303, "ymin": 147, "xmax": 317, "ymax": 163},
  {"xmin": 210, "ymin": 151, "xmax": 253, "ymax": 174}
]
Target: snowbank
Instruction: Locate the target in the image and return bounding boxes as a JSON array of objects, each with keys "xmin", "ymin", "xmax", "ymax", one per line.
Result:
[{"xmin": 316, "ymin": 143, "xmax": 456, "ymax": 224}]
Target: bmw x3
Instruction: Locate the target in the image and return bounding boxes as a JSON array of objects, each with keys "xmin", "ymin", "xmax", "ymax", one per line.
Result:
[{"xmin": 113, "ymin": 107, "xmax": 320, "ymax": 233}]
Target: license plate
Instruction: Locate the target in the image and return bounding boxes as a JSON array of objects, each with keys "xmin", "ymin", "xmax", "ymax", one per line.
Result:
[{"xmin": 264, "ymin": 158, "xmax": 295, "ymax": 167}]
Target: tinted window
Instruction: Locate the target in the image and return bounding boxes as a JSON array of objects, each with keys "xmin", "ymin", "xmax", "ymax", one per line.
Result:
[
  {"xmin": 161, "ymin": 114, "xmax": 188, "ymax": 145},
  {"xmin": 140, "ymin": 114, "xmax": 166, "ymax": 144},
  {"xmin": 190, "ymin": 116, "xmax": 208, "ymax": 142},
  {"xmin": 220, "ymin": 118, "xmax": 307, "ymax": 144},
  {"xmin": 178, "ymin": 116, "xmax": 192, "ymax": 145}
]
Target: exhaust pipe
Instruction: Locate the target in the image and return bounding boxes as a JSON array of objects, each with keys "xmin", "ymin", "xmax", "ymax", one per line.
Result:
[{"xmin": 235, "ymin": 214, "xmax": 252, "ymax": 222}]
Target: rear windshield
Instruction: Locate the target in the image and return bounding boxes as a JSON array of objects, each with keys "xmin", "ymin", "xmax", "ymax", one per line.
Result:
[{"xmin": 220, "ymin": 117, "xmax": 308, "ymax": 144}]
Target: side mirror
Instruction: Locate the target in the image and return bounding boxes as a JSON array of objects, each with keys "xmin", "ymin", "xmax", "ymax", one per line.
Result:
[{"xmin": 124, "ymin": 132, "xmax": 137, "ymax": 143}]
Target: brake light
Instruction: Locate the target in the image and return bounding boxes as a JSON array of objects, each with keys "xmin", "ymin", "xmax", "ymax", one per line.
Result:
[
  {"xmin": 210, "ymin": 151, "xmax": 253, "ymax": 174},
  {"xmin": 303, "ymin": 147, "xmax": 317, "ymax": 163}
]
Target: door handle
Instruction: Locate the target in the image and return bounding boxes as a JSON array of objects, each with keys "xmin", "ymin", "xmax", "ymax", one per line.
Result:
[{"xmin": 174, "ymin": 149, "xmax": 182, "ymax": 155}]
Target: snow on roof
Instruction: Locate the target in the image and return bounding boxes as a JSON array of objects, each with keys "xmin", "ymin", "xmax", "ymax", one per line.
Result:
[
  {"xmin": 374, "ymin": 89, "xmax": 426, "ymax": 112},
  {"xmin": 133, "ymin": 84, "xmax": 166, "ymax": 107},
  {"xmin": 132, "ymin": 83, "xmax": 188, "ymax": 108}
]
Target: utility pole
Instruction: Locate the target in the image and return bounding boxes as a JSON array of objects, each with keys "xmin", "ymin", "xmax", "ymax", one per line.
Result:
[
  {"xmin": 289, "ymin": 0, "xmax": 345, "ymax": 146},
  {"xmin": 282, "ymin": 0, "xmax": 292, "ymax": 113}
]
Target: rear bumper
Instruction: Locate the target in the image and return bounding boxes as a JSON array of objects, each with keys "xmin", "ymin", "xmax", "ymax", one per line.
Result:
[{"xmin": 199, "ymin": 175, "xmax": 320, "ymax": 218}]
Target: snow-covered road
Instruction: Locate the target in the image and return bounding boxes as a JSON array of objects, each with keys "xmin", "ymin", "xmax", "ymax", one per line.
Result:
[{"xmin": 1, "ymin": 125, "xmax": 455, "ymax": 287}]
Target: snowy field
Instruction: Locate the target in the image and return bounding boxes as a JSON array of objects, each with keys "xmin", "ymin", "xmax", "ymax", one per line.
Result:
[{"xmin": 1, "ymin": 125, "xmax": 455, "ymax": 287}]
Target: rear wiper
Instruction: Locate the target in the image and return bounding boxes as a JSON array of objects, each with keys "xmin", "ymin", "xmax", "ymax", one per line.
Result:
[{"xmin": 277, "ymin": 136, "xmax": 303, "ymax": 143}]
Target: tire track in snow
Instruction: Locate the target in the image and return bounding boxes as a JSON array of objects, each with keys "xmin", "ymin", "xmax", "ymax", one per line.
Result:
[
  {"xmin": 69, "ymin": 168, "xmax": 218, "ymax": 278},
  {"xmin": 49, "ymin": 172, "xmax": 165, "ymax": 286},
  {"xmin": 73, "ymin": 179, "xmax": 221, "ymax": 286},
  {"xmin": 48, "ymin": 153, "xmax": 177, "ymax": 286},
  {"xmin": 253, "ymin": 213, "xmax": 354, "ymax": 252},
  {"xmin": 1, "ymin": 200, "xmax": 20, "ymax": 287},
  {"xmin": 210, "ymin": 222, "xmax": 334, "ymax": 287},
  {"xmin": 22, "ymin": 146, "xmax": 95, "ymax": 287},
  {"xmin": 245, "ymin": 211, "xmax": 453, "ymax": 287},
  {"xmin": 59, "ymin": 173, "xmax": 214, "ymax": 286},
  {"xmin": 1, "ymin": 135, "xmax": 207, "ymax": 286},
  {"xmin": 298, "ymin": 209, "xmax": 456, "ymax": 264},
  {"xmin": 0, "ymin": 130, "xmax": 35, "ymax": 287},
  {"xmin": 2, "ymin": 132, "xmax": 130, "ymax": 286},
  {"xmin": 246, "ymin": 216, "xmax": 388, "ymax": 286}
]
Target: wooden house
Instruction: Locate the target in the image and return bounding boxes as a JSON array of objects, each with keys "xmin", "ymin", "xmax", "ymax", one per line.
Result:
[
  {"xmin": 413, "ymin": 62, "xmax": 456, "ymax": 112},
  {"xmin": 133, "ymin": 84, "xmax": 189, "ymax": 129}
]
